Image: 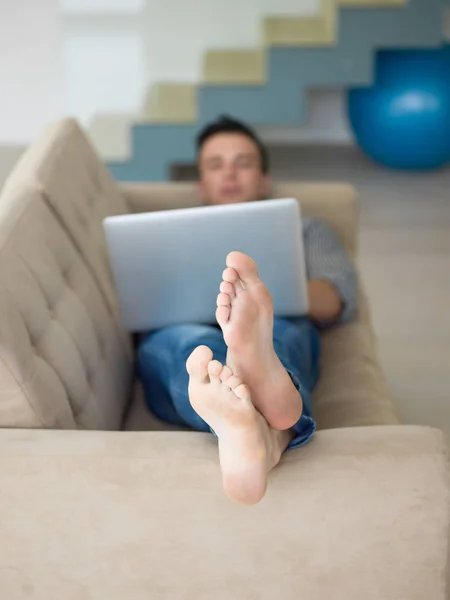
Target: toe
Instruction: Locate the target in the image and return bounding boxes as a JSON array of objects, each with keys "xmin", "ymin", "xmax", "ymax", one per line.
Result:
[
  {"xmin": 226, "ymin": 252, "xmax": 259, "ymax": 287},
  {"xmin": 222, "ymin": 266, "xmax": 238, "ymax": 283},
  {"xmin": 220, "ymin": 281, "xmax": 235, "ymax": 296},
  {"xmin": 208, "ymin": 360, "xmax": 224, "ymax": 381},
  {"xmin": 216, "ymin": 305, "xmax": 230, "ymax": 327},
  {"xmin": 220, "ymin": 366, "xmax": 233, "ymax": 382},
  {"xmin": 234, "ymin": 383, "xmax": 251, "ymax": 402},
  {"xmin": 227, "ymin": 374, "xmax": 243, "ymax": 391},
  {"xmin": 222, "ymin": 267, "xmax": 243, "ymax": 291},
  {"xmin": 186, "ymin": 345, "xmax": 213, "ymax": 380},
  {"xmin": 216, "ymin": 292, "xmax": 231, "ymax": 308}
]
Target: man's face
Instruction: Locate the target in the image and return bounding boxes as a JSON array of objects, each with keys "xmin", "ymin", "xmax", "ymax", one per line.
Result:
[{"xmin": 198, "ymin": 133, "xmax": 271, "ymax": 205}]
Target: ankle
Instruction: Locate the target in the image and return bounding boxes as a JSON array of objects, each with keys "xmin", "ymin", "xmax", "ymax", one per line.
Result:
[
  {"xmin": 275, "ymin": 429, "xmax": 295, "ymax": 459},
  {"xmin": 266, "ymin": 426, "xmax": 294, "ymax": 469}
]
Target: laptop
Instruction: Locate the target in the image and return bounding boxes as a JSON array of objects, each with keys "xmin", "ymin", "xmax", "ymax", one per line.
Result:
[{"xmin": 103, "ymin": 198, "xmax": 309, "ymax": 332}]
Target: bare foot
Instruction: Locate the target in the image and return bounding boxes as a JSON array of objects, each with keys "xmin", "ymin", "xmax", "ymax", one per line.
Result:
[
  {"xmin": 186, "ymin": 345, "xmax": 290, "ymax": 506},
  {"xmin": 215, "ymin": 251, "xmax": 303, "ymax": 431}
]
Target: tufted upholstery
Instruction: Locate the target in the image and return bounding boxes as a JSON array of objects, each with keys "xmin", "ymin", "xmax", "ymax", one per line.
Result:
[
  {"xmin": 0, "ymin": 184, "xmax": 132, "ymax": 430},
  {"xmin": 2, "ymin": 119, "xmax": 130, "ymax": 341}
]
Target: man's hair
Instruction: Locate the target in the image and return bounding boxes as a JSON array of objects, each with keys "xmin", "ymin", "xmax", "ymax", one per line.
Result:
[{"xmin": 196, "ymin": 115, "xmax": 270, "ymax": 174}]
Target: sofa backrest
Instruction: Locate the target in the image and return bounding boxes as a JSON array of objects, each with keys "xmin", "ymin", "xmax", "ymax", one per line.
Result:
[
  {"xmin": 273, "ymin": 182, "xmax": 358, "ymax": 258},
  {"xmin": 120, "ymin": 181, "xmax": 359, "ymax": 259},
  {"xmin": 2, "ymin": 119, "xmax": 129, "ymax": 333},
  {"xmin": 0, "ymin": 183, "xmax": 132, "ymax": 430}
]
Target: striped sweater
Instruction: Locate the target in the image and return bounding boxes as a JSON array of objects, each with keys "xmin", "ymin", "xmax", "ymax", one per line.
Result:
[{"xmin": 302, "ymin": 217, "xmax": 358, "ymax": 325}]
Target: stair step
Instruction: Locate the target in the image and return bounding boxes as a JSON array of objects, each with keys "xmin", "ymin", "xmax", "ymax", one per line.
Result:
[
  {"xmin": 108, "ymin": 124, "xmax": 198, "ymax": 182},
  {"xmin": 199, "ymin": 80, "xmax": 305, "ymax": 126},
  {"xmin": 269, "ymin": 46, "xmax": 374, "ymax": 87},
  {"xmin": 263, "ymin": 0, "xmax": 431, "ymax": 48},
  {"xmin": 263, "ymin": 4, "xmax": 336, "ymax": 47},
  {"xmin": 203, "ymin": 49, "xmax": 266, "ymax": 84},
  {"xmin": 141, "ymin": 83, "xmax": 197, "ymax": 123},
  {"xmin": 341, "ymin": 0, "xmax": 443, "ymax": 48}
]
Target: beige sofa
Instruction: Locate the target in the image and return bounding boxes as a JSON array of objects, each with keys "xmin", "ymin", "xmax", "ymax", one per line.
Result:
[{"xmin": 0, "ymin": 119, "xmax": 448, "ymax": 599}]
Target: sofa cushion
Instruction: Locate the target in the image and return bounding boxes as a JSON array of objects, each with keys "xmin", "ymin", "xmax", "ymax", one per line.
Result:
[
  {"xmin": 0, "ymin": 426, "xmax": 447, "ymax": 598},
  {"xmin": 0, "ymin": 184, "xmax": 132, "ymax": 429},
  {"xmin": 2, "ymin": 119, "xmax": 130, "ymax": 336}
]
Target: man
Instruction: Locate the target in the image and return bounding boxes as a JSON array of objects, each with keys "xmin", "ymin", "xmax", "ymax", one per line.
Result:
[{"xmin": 138, "ymin": 116, "xmax": 358, "ymax": 506}]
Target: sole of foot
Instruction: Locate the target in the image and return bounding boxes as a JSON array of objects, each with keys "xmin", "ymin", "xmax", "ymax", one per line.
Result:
[
  {"xmin": 215, "ymin": 251, "xmax": 302, "ymax": 431},
  {"xmin": 187, "ymin": 345, "xmax": 276, "ymax": 506}
]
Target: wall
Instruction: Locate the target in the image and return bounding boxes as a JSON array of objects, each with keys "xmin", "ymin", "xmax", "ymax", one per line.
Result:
[
  {"xmin": 62, "ymin": 16, "xmax": 146, "ymax": 125},
  {"xmin": 0, "ymin": 0, "xmax": 62, "ymax": 145}
]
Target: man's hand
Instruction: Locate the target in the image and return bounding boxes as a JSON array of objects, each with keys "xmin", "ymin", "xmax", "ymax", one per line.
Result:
[{"xmin": 307, "ymin": 279, "xmax": 343, "ymax": 325}]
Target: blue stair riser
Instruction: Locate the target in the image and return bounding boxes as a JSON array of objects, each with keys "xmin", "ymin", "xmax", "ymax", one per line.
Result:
[
  {"xmin": 198, "ymin": 80, "xmax": 305, "ymax": 128},
  {"xmin": 108, "ymin": 0, "xmax": 447, "ymax": 182},
  {"xmin": 341, "ymin": 0, "xmax": 445, "ymax": 51},
  {"xmin": 109, "ymin": 125, "xmax": 198, "ymax": 182}
]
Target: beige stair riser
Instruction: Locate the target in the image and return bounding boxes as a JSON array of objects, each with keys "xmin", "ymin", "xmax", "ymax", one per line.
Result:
[
  {"xmin": 203, "ymin": 49, "xmax": 266, "ymax": 85},
  {"xmin": 339, "ymin": 0, "xmax": 406, "ymax": 6},
  {"xmin": 263, "ymin": 16, "xmax": 336, "ymax": 47},
  {"xmin": 141, "ymin": 83, "xmax": 197, "ymax": 123}
]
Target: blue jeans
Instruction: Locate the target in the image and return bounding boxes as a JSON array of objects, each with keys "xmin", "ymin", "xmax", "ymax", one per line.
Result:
[{"xmin": 137, "ymin": 318, "xmax": 320, "ymax": 450}]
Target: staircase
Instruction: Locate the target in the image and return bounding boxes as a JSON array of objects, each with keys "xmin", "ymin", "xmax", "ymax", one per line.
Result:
[{"xmin": 89, "ymin": 0, "xmax": 446, "ymax": 182}]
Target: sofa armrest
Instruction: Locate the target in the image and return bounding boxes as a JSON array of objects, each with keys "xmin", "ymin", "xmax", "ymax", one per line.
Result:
[
  {"xmin": 0, "ymin": 426, "xmax": 448, "ymax": 598},
  {"xmin": 313, "ymin": 285, "xmax": 400, "ymax": 430}
]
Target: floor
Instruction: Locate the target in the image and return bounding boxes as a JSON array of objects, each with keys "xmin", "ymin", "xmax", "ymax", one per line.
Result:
[{"xmin": 1, "ymin": 144, "xmax": 450, "ymax": 438}]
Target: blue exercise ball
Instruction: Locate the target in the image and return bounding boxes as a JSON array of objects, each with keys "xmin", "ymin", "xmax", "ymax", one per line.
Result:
[{"xmin": 348, "ymin": 47, "xmax": 450, "ymax": 170}]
